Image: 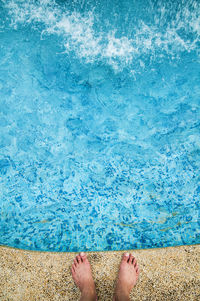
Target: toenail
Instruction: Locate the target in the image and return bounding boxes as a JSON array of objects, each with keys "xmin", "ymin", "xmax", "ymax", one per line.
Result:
[
  {"xmin": 125, "ymin": 252, "xmax": 129, "ymax": 256},
  {"xmin": 80, "ymin": 252, "xmax": 85, "ymax": 256}
]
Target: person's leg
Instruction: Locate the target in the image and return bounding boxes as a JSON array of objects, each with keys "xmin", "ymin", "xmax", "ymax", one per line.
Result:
[
  {"xmin": 113, "ymin": 252, "xmax": 139, "ymax": 301},
  {"xmin": 71, "ymin": 252, "xmax": 97, "ymax": 301}
]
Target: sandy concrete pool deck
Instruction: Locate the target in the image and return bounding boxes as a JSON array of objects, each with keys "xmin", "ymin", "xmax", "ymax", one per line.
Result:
[{"xmin": 0, "ymin": 244, "xmax": 199, "ymax": 300}]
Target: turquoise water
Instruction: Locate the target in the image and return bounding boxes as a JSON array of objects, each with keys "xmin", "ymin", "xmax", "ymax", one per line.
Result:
[{"xmin": 0, "ymin": 0, "xmax": 199, "ymax": 251}]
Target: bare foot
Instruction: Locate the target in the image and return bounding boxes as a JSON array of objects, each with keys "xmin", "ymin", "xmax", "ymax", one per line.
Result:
[
  {"xmin": 113, "ymin": 253, "xmax": 139, "ymax": 301},
  {"xmin": 71, "ymin": 252, "xmax": 97, "ymax": 301}
]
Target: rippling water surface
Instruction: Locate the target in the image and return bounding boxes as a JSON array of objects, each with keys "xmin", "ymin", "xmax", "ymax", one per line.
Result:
[{"xmin": 0, "ymin": 0, "xmax": 200, "ymax": 251}]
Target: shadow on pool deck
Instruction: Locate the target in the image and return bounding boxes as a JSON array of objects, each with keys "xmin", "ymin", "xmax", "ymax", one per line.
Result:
[{"xmin": 0, "ymin": 245, "xmax": 199, "ymax": 300}]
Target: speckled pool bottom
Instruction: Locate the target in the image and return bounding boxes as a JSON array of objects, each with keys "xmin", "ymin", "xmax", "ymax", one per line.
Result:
[
  {"xmin": 0, "ymin": 0, "xmax": 200, "ymax": 252},
  {"xmin": 0, "ymin": 245, "xmax": 200, "ymax": 300}
]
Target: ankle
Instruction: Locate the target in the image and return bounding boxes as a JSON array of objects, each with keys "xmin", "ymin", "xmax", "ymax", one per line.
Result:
[
  {"xmin": 114, "ymin": 288, "xmax": 130, "ymax": 301},
  {"xmin": 81, "ymin": 288, "xmax": 96, "ymax": 301}
]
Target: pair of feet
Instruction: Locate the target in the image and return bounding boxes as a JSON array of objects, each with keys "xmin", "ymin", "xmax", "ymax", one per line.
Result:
[{"xmin": 71, "ymin": 252, "xmax": 139, "ymax": 301}]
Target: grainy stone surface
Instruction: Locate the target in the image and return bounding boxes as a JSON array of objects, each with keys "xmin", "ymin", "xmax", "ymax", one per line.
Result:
[{"xmin": 0, "ymin": 245, "xmax": 199, "ymax": 301}]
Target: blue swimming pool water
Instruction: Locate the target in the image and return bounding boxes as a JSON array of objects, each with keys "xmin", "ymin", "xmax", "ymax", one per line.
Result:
[{"xmin": 0, "ymin": 0, "xmax": 199, "ymax": 252}]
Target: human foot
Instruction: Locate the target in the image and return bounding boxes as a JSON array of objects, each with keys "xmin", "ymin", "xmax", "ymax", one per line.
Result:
[
  {"xmin": 71, "ymin": 252, "xmax": 97, "ymax": 301},
  {"xmin": 113, "ymin": 253, "xmax": 139, "ymax": 301}
]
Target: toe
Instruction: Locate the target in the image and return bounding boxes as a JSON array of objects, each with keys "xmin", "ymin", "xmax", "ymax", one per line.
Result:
[
  {"xmin": 76, "ymin": 255, "xmax": 81, "ymax": 264},
  {"xmin": 80, "ymin": 252, "xmax": 87, "ymax": 262},
  {"xmin": 122, "ymin": 252, "xmax": 130, "ymax": 262},
  {"xmin": 134, "ymin": 259, "xmax": 137, "ymax": 268},
  {"xmin": 71, "ymin": 264, "xmax": 75, "ymax": 273},
  {"xmin": 73, "ymin": 259, "xmax": 77, "ymax": 267},
  {"xmin": 133, "ymin": 257, "xmax": 137, "ymax": 266},
  {"xmin": 136, "ymin": 266, "xmax": 140, "ymax": 278},
  {"xmin": 129, "ymin": 254, "xmax": 134, "ymax": 264}
]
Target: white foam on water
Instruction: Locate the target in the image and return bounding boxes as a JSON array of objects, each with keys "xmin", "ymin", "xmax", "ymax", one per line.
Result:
[{"xmin": 3, "ymin": 0, "xmax": 200, "ymax": 72}]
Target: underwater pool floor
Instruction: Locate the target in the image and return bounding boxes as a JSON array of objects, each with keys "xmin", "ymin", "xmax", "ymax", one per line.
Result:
[{"xmin": 0, "ymin": 0, "xmax": 200, "ymax": 252}]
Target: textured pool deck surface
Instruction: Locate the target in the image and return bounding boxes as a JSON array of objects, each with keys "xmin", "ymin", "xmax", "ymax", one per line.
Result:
[{"xmin": 0, "ymin": 245, "xmax": 199, "ymax": 300}]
